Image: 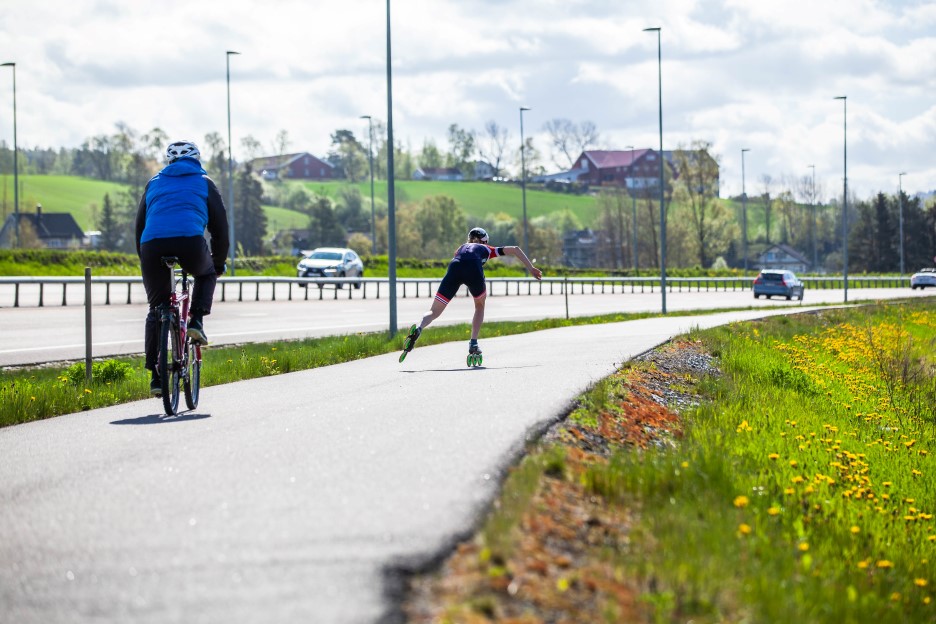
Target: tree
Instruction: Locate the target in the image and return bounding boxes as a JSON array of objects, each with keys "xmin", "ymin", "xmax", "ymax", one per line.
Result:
[
  {"xmin": 271, "ymin": 129, "xmax": 291, "ymax": 156},
  {"xmin": 202, "ymin": 132, "xmax": 227, "ymax": 182},
  {"xmin": 760, "ymin": 174, "xmax": 774, "ymax": 244},
  {"xmin": 234, "ymin": 164, "xmax": 267, "ymax": 255},
  {"xmin": 673, "ymin": 142, "xmax": 727, "ymax": 268},
  {"xmin": 478, "ymin": 120, "xmax": 510, "ymax": 178},
  {"xmin": 412, "ymin": 195, "xmax": 467, "ymax": 259},
  {"xmin": 445, "ymin": 124, "xmax": 476, "ymax": 175},
  {"xmin": 595, "ymin": 189, "xmax": 630, "ymax": 269},
  {"xmin": 327, "ymin": 129, "xmax": 366, "ymax": 182},
  {"xmin": 240, "ymin": 135, "xmax": 263, "ymax": 161},
  {"xmin": 98, "ymin": 193, "xmax": 121, "ymax": 251},
  {"xmin": 307, "ymin": 195, "xmax": 346, "ymax": 248},
  {"xmin": 336, "ymin": 186, "xmax": 370, "ymax": 232},
  {"xmin": 543, "ymin": 119, "xmax": 599, "ymax": 169},
  {"xmin": 418, "ymin": 139, "xmax": 443, "ymax": 170}
]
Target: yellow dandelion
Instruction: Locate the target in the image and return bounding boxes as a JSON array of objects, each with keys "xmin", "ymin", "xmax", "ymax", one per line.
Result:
[
  {"xmin": 928, "ymin": 536, "xmax": 936, "ymax": 543},
  {"xmin": 883, "ymin": 481, "xmax": 892, "ymax": 487},
  {"xmin": 790, "ymin": 460, "xmax": 799, "ymax": 467},
  {"xmin": 913, "ymin": 470, "xmax": 923, "ymax": 476},
  {"xmin": 915, "ymin": 579, "xmax": 929, "ymax": 587},
  {"xmin": 733, "ymin": 495, "xmax": 750, "ymax": 508},
  {"xmin": 768, "ymin": 453, "xmax": 780, "ymax": 460},
  {"xmin": 738, "ymin": 523, "xmax": 752, "ymax": 535},
  {"xmin": 798, "ymin": 542, "xmax": 809, "ymax": 552},
  {"xmin": 791, "ymin": 475, "xmax": 805, "ymax": 484},
  {"xmin": 768, "ymin": 507, "xmax": 780, "ymax": 516},
  {"xmin": 784, "ymin": 487, "xmax": 795, "ymax": 495},
  {"xmin": 30, "ymin": 396, "xmax": 36, "ymax": 401},
  {"xmin": 891, "ymin": 592, "xmax": 902, "ymax": 602},
  {"xmin": 556, "ymin": 577, "xmax": 570, "ymax": 592},
  {"xmin": 907, "ymin": 498, "xmax": 916, "ymax": 504},
  {"xmin": 925, "ymin": 596, "xmax": 932, "ymax": 605},
  {"xmin": 876, "ymin": 560, "xmax": 894, "ymax": 569},
  {"xmin": 858, "ymin": 560, "xmax": 869, "ymax": 569},
  {"xmin": 850, "ymin": 526, "xmax": 860, "ymax": 534},
  {"xmin": 681, "ymin": 461, "xmax": 689, "ymax": 468},
  {"xmin": 84, "ymin": 389, "xmax": 92, "ymax": 394}
]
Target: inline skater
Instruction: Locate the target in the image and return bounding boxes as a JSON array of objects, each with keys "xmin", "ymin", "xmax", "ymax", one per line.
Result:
[
  {"xmin": 136, "ymin": 140, "xmax": 229, "ymax": 395},
  {"xmin": 400, "ymin": 227, "xmax": 542, "ymax": 364}
]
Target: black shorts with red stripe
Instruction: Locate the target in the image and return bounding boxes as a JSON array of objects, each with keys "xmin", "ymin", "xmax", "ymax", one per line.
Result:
[{"xmin": 435, "ymin": 259, "xmax": 486, "ymax": 304}]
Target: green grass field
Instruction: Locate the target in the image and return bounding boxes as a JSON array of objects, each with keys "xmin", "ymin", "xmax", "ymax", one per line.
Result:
[
  {"xmin": 0, "ymin": 175, "xmax": 307, "ymax": 238},
  {"xmin": 294, "ymin": 179, "xmax": 600, "ymax": 223},
  {"xmin": 0, "ymin": 174, "xmax": 130, "ymax": 231}
]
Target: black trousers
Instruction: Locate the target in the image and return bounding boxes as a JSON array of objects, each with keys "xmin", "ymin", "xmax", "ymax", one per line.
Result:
[{"xmin": 140, "ymin": 236, "xmax": 218, "ymax": 371}]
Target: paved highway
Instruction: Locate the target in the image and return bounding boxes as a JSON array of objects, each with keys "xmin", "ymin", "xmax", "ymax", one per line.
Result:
[
  {"xmin": 2, "ymin": 307, "xmax": 838, "ymax": 623},
  {"xmin": 1, "ymin": 286, "xmax": 931, "ymax": 367}
]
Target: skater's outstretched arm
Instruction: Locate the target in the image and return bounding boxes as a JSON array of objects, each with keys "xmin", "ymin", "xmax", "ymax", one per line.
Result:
[{"xmin": 503, "ymin": 247, "xmax": 542, "ymax": 280}]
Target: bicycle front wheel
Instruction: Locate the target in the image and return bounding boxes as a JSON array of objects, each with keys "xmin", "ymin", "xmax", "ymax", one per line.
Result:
[
  {"xmin": 159, "ymin": 315, "xmax": 181, "ymax": 415},
  {"xmin": 183, "ymin": 338, "xmax": 201, "ymax": 410}
]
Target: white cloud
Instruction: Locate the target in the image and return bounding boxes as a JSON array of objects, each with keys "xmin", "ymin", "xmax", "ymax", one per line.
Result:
[{"xmin": 0, "ymin": 0, "xmax": 931, "ymax": 198}]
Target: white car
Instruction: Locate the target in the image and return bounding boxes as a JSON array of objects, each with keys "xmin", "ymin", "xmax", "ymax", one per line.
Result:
[
  {"xmin": 910, "ymin": 268, "xmax": 936, "ymax": 290},
  {"xmin": 297, "ymin": 247, "xmax": 364, "ymax": 289}
]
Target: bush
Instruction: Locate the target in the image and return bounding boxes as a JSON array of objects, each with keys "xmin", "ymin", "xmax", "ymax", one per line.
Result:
[{"xmin": 65, "ymin": 360, "xmax": 134, "ymax": 385}]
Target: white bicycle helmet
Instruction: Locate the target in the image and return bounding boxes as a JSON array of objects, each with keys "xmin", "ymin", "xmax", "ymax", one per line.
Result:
[
  {"xmin": 165, "ymin": 140, "xmax": 201, "ymax": 163},
  {"xmin": 468, "ymin": 227, "xmax": 489, "ymax": 243}
]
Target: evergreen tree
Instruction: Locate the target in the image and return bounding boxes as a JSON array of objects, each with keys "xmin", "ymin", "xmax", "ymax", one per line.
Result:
[
  {"xmin": 234, "ymin": 164, "xmax": 267, "ymax": 255},
  {"xmin": 98, "ymin": 193, "xmax": 121, "ymax": 251}
]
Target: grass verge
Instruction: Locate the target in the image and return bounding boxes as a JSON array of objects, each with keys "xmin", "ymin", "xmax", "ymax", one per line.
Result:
[{"xmin": 403, "ymin": 300, "xmax": 936, "ymax": 623}]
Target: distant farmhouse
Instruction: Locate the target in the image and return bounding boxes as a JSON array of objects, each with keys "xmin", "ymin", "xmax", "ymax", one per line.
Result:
[
  {"xmin": 539, "ymin": 148, "xmax": 720, "ymax": 195},
  {"xmin": 0, "ymin": 206, "xmax": 85, "ymax": 249},
  {"xmin": 755, "ymin": 243, "xmax": 810, "ymax": 274},
  {"xmin": 248, "ymin": 152, "xmax": 335, "ymax": 181}
]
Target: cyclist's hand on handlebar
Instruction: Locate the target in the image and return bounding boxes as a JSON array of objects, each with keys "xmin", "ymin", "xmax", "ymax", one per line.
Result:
[{"xmin": 215, "ymin": 263, "xmax": 227, "ymax": 276}]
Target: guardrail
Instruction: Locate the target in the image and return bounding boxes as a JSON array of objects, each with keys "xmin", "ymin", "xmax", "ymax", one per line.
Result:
[{"xmin": 0, "ymin": 275, "xmax": 912, "ymax": 308}]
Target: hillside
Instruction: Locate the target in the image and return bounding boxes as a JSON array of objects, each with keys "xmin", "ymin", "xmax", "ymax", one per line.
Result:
[
  {"xmin": 292, "ymin": 179, "xmax": 600, "ymax": 224},
  {"xmin": 0, "ymin": 175, "xmax": 307, "ymax": 236}
]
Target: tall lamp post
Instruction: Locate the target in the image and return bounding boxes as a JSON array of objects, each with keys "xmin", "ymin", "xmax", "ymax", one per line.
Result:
[
  {"xmin": 226, "ymin": 50, "xmax": 240, "ymax": 276},
  {"xmin": 808, "ymin": 164, "xmax": 816, "ymax": 270},
  {"xmin": 626, "ymin": 145, "xmax": 637, "ymax": 271},
  {"xmin": 898, "ymin": 171, "xmax": 906, "ymax": 275},
  {"xmin": 741, "ymin": 148, "xmax": 750, "ymax": 272},
  {"xmin": 1, "ymin": 62, "xmax": 18, "ymax": 248},
  {"xmin": 519, "ymin": 106, "xmax": 530, "ymax": 253},
  {"xmin": 643, "ymin": 27, "xmax": 666, "ymax": 314},
  {"xmin": 361, "ymin": 115, "xmax": 376, "ymax": 255},
  {"xmin": 386, "ymin": 0, "xmax": 398, "ymax": 335},
  {"xmin": 834, "ymin": 95, "xmax": 848, "ymax": 302}
]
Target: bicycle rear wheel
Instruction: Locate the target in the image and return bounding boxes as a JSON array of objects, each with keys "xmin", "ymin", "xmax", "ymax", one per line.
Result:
[
  {"xmin": 159, "ymin": 314, "xmax": 181, "ymax": 415},
  {"xmin": 183, "ymin": 338, "xmax": 201, "ymax": 410}
]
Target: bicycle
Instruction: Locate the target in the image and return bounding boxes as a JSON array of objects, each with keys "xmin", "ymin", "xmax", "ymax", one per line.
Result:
[{"xmin": 156, "ymin": 256, "xmax": 202, "ymax": 415}]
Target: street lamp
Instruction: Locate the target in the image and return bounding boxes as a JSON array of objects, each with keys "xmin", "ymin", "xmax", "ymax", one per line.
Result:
[
  {"xmin": 226, "ymin": 50, "xmax": 240, "ymax": 276},
  {"xmin": 1, "ymin": 62, "xmax": 18, "ymax": 248},
  {"xmin": 644, "ymin": 26, "xmax": 666, "ymax": 314},
  {"xmin": 386, "ymin": 0, "xmax": 398, "ymax": 335},
  {"xmin": 834, "ymin": 95, "xmax": 848, "ymax": 302},
  {"xmin": 808, "ymin": 164, "xmax": 816, "ymax": 270},
  {"xmin": 519, "ymin": 106, "xmax": 530, "ymax": 253},
  {"xmin": 741, "ymin": 148, "xmax": 750, "ymax": 272},
  {"xmin": 361, "ymin": 115, "xmax": 376, "ymax": 255},
  {"xmin": 626, "ymin": 145, "xmax": 637, "ymax": 271},
  {"xmin": 899, "ymin": 171, "xmax": 907, "ymax": 275}
]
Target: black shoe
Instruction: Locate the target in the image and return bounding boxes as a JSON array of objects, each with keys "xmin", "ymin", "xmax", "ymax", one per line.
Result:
[
  {"xmin": 188, "ymin": 317, "xmax": 208, "ymax": 345},
  {"xmin": 150, "ymin": 373, "xmax": 162, "ymax": 397}
]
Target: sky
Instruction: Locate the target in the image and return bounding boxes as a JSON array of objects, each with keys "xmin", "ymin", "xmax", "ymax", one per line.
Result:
[{"xmin": 1, "ymin": 0, "xmax": 934, "ymax": 200}]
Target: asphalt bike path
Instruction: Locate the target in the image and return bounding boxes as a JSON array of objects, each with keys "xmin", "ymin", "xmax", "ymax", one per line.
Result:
[{"xmin": 0, "ymin": 308, "xmax": 828, "ymax": 622}]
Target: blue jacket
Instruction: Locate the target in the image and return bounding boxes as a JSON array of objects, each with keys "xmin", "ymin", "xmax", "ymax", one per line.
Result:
[{"xmin": 135, "ymin": 157, "xmax": 229, "ymax": 266}]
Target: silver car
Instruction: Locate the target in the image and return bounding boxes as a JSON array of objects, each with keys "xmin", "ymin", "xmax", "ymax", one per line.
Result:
[
  {"xmin": 753, "ymin": 269, "xmax": 805, "ymax": 300},
  {"xmin": 910, "ymin": 268, "xmax": 936, "ymax": 290},
  {"xmin": 297, "ymin": 247, "xmax": 364, "ymax": 289}
]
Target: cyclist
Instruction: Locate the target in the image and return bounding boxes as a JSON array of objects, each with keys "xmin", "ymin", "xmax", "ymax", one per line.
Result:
[
  {"xmin": 135, "ymin": 140, "xmax": 229, "ymax": 395},
  {"xmin": 401, "ymin": 226, "xmax": 542, "ymax": 358}
]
